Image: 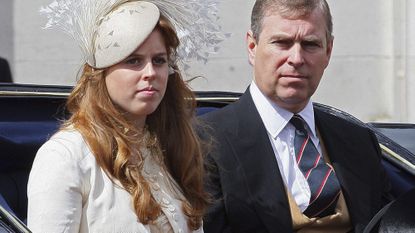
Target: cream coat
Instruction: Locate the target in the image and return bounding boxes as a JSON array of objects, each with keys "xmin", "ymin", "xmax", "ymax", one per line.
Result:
[{"xmin": 28, "ymin": 129, "xmax": 202, "ymax": 233}]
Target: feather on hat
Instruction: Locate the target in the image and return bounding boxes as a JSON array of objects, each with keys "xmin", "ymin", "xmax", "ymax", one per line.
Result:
[{"xmin": 40, "ymin": 0, "xmax": 228, "ymax": 69}]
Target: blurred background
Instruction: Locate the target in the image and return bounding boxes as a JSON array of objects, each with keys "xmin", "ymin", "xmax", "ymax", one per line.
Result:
[{"xmin": 0, "ymin": 0, "xmax": 414, "ymax": 123}]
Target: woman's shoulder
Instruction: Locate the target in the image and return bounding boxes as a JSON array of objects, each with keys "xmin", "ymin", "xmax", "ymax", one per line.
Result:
[
  {"xmin": 50, "ymin": 127, "xmax": 83, "ymax": 142},
  {"xmin": 37, "ymin": 128, "xmax": 91, "ymax": 162}
]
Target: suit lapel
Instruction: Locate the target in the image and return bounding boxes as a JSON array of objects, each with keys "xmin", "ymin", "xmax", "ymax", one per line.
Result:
[
  {"xmin": 227, "ymin": 91, "xmax": 292, "ymax": 232},
  {"xmin": 314, "ymin": 108, "xmax": 375, "ymax": 227}
]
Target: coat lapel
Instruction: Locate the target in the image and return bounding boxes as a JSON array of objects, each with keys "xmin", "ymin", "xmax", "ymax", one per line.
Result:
[
  {"xmin": 314, "ymin": 108, "xmax": 376, "ymax": 228},
  {"xmin": 226, "ymin": 91, "xmax": 292, "ymax": 232}
]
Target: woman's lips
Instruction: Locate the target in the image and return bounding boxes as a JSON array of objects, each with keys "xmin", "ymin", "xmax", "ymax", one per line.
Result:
[{"xmin": 137, "ymin": 86, "xmax": 158, "ymax": 96}]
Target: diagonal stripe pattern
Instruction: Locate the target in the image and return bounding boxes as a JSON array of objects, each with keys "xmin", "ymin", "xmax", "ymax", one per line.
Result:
[{"xmin": 290, "ymin": 114, "xmax": 341, "ymax": 218}]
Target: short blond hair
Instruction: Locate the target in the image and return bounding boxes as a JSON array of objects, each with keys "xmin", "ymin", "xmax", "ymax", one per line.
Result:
[{"xmin": 250, "ymin": 0, "xmax": 333, "ymax": 40}]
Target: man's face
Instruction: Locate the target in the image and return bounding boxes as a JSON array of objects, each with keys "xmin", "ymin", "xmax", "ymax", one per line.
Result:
[{"xmin": 247, "ymin": 9, "xmax": 333, "ymax": 113}]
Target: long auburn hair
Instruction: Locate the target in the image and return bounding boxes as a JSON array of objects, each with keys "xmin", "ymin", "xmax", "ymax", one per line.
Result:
[{"xmin": 63, "ymin": 15, "xmax": 208, "ymax": 230}]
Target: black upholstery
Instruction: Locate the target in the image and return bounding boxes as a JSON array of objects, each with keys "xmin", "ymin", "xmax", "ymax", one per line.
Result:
[
  {"xmin": 364, "ymin": 188, "xmax": 415, "ymax": 233},
  {"xmin": 0, "ymin": 95, "xmax": 65, "ymax": 222},
  {"xmin": 0, "ymin": 172, "xmax": 28, "ymax": 221},
  {"xmin": 378, "ymin": 188, "xmax": 415, "ymax": 232},
  {"xmin": 0, "ymin": 57, "xmax": 12, "ymax": 83}
]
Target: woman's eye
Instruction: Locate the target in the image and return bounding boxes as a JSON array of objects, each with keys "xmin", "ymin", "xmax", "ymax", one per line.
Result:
[
  {"xmin": 153, "ymin": 57, "xmax": 167, "ymax": 65},
  {"xmin": 125, "ymin": 58, "xmax": 142, "ymax": 65}
]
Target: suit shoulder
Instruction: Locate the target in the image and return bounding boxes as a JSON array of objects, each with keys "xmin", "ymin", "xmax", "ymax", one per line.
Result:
[
  {"xmin": 315, "ymin": 107, "xmax": 373, "ymax": 135},
  {"xmin": 200, "ymin": 102, "xmax": 237, "ymax": 126}
]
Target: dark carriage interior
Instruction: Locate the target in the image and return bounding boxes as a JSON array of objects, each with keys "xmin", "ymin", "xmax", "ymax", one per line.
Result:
[
  {"xmin": 0, "ymin": 92, "xmax": 66, "ymax": 222},
  {"xmin": 0, "ymin": 85, "xmax": 414, "ymax": 224}
]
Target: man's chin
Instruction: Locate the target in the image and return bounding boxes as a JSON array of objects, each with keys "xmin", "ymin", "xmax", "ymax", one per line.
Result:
[{"xmin": 274, "ymin": 95, "xmax": 310, "ymax": 112}]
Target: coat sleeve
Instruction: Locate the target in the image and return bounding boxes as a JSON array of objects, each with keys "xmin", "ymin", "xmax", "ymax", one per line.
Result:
[
  {"xmin": 203, "ymin": 152, "xmax": 233, "ymax": 233},
  {"xmin": 27, "ymin": 139, "xmax": 83, "ymax": 233},
  {"xmin": 369, "ymin": 129, "xmax": 393, "ymax": 205}
]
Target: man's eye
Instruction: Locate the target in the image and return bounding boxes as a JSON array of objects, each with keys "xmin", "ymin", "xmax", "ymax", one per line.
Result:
[
  {"xmin": 153, "ymin": 57, "xmax": 167, "ymax": 65},
  {"xmin": 272, "ymin": 40, "xmax": 293, "ymax": 48},
  {"xmin": 302, "ymin": 41, "xmax": 321, "ymax": 48}
]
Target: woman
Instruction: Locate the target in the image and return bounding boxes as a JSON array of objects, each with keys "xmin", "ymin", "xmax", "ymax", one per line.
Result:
[{"xmin": 28, "ymin": 0, "xmax": 225, "ymax": 232}]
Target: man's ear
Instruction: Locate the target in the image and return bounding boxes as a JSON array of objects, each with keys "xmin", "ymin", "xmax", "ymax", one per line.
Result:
[
  {"xmin": 246, "ymin": 30, "xmax": 257, "ymax": 66},
  {"xmin": 324, "ymin": 36, "xmax": 334, "ymax": 67}
]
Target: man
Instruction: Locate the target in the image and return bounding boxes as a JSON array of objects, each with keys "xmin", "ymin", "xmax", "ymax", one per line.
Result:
[
  {"xmin": 202, "ymin": 0, "xmax": 391, "ymax": 232},
  {"xmin": 0, "ymin": 57, "xmax": 13, "ymax": 83}
]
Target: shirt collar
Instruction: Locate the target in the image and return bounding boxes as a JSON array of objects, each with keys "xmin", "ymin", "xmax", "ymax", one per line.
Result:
[
  {"xmin": 296, "ymin": 101, "xmax": 317, "ymax": 138},
  {"xmin": 250, "ymin": 81, "xmax": 317, "ymax": 139}
]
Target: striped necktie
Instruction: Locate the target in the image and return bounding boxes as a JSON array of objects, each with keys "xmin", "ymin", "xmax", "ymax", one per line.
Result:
[{"xmin": 290, "ymin": 114, "xmax": 341, "ymax": 218}]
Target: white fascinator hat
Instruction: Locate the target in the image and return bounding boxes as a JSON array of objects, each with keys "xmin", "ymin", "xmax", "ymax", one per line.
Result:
[
  {"xmin": 94, "ymin": 1, "xmax": 160, "ymax": 68},
  {"xmin": 40, "ymin": 0, "xmax": 229, "ymax": 69}
]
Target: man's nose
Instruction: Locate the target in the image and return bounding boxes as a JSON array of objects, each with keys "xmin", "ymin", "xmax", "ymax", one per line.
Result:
[{"xmin": 287, "ymin": 44, "xmax": 305, "ymax": 67}]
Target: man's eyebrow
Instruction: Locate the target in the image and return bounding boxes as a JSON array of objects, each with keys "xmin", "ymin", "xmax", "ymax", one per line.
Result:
[
  {"xmin": 269, "ymin": 34, "xmax": 293, "ymax": 40},
  {"xmin": 302, "ymin": 34, "xmax": 322, "ymax": 41},
  {"xmin": 268, "ymin": 33, "xmax": 323, "ymax": 41}
]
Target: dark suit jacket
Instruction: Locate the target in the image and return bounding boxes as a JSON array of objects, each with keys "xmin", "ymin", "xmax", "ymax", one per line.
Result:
[
  {"xmin": 0, "ymin": 57, "xmax": 13, "ymax": 83},
  {"xmin": 202, "ymin": 90, "xmax": 390, "ymax": 233}
]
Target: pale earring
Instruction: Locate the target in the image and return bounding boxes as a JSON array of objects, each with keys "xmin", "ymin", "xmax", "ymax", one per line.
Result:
[{"xmin": 168, "ymin": 66, "xmax": 175, "ymax": 75}]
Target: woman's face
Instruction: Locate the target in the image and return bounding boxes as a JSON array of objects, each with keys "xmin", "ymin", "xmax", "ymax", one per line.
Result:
[{"xmin": 105, "ymin": 29, "xmax": 169, "ymax": 127}]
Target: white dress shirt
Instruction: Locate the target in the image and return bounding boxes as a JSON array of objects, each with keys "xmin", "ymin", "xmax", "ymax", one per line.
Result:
[
  {"xmin": 250, "ymin": 82, "xmax": 322, "ymax": 212},
  {"xmin": 27, "ymin": 129, "xmax": 202, "ymax": 233}
]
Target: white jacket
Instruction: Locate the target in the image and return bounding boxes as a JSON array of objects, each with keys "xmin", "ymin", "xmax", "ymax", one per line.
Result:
[{"xmin": 27, "ymin": 129, "xmax": 202, "ymax": 233}]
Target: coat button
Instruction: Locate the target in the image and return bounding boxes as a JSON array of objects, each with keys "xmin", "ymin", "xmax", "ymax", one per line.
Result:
[
  {"xmin": 172, "ymin": 213, "xmax": 179, "ymax": 222},
  {"xmin": 152, "ymin": 183, "xmax": 160, "ymax": 191},
  {"xmin": 168, "ymin": 205, "xmax": 176, "ymax": 212},
  {"xmin": 162, "ymin": 197, "xmax": 170, "ymax": 205}
]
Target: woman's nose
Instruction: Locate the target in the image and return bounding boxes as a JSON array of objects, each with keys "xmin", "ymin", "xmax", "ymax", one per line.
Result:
[{"xmin": 142, "ymin": 62, "xmax": 156, "ymax": 80}]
